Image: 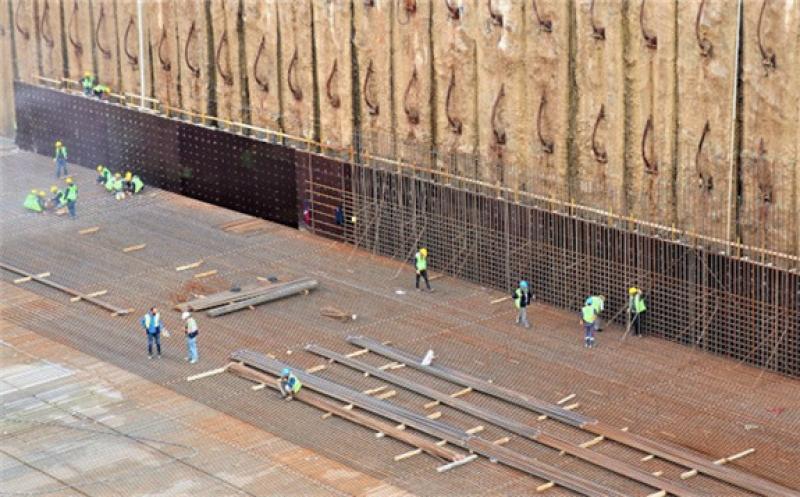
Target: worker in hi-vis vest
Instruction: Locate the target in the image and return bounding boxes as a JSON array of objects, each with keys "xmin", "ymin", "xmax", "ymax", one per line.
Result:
[
  {"xmin": 581, "ymin": 302, "xmax": 598, "ymax": 348},
  {"xmin": 415, "ymin": 248, "xmax": 432, "ymax": 291},
  {"xmin": 23, "ymin": 190, "xmax": 43, "ymax": 213},
  {"xmin": 586, "ymin": 294, "xmax": 605, "ymax": 331},
  {"xmin": 512, "ymin": 280, "xmax": 533, "ymax": 329},
  {"xmin": 279, "ymin": 368, "xmax": 302, "ymax": 400},
  {"xmin": 54, "ymin": 140, "xmax": 68, "ymax": 179},
  {"xmin": 628, "ymin": 287, "xmax": 647, "ymax": 337},
  {"xmin": 140, "ymin": 307, "xmax": 162, "ymax": 359},
  {"xmin": 96, "ymin": 165, "xmax": 111, "ymax": 185}
]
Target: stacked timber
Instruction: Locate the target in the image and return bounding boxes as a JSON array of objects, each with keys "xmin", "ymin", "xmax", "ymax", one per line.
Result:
[{"xmin": 176, "ymin": 277, "xmax": 318, "ymax": 316}]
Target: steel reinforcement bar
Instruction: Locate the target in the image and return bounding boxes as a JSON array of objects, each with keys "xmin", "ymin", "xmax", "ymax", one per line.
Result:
[
  {"xmin": 347, "ymin": 336, "xmax": 797, "ymax": 497},
  {"xmin": 305, "ymin": 343, "xmax": 706, "ymax": 497},
  {"xmin": 229, "ymin": 349, "xmax": 629, "ymax": 497}
]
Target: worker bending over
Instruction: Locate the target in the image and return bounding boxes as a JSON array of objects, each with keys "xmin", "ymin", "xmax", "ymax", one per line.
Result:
[
  {"xmin": 48, "ymin": 185, "xmax": 64, "ymax": 211},
  {"xmin": 23, "ymin": 190, "xmax": 44, "ymax": 213},
  {"xmin": 586, "ymin": 294, "xmax": 605, "ymax": 331},
  {"xmin": 581, "ymin": 301, "xmax": 598, "ymax": 348},
  {"xmin": 513, "ymin": 280, "xmax": 533, "ymax": 329},
  {"xmin": 278, "ymin": 368, "xmax": 302, "ymax": 400},
  {"xmin": 415, "ymin": 248, "xmax": 432, "ymax": 291},
  {"xmin": 628, "ymin": 287, "xmax": 647, "ymax": 337},
  {"xmin": 96, "ymin": 165, "xmax": 111, "ymax": 184},
  {"xmin": 54, "ymin": 140, "xmax": 68, "ymax": 179},
  {"xmin": 81, "ymin": 72, "xmax": 95, "ymax": 95},
  {"xmin": 112, "ymin": 173, "xmax": 125, "ymax": 200},
  {"xmin": 123, "ymin": 172, "xmax": 145, "ymax": 196}
]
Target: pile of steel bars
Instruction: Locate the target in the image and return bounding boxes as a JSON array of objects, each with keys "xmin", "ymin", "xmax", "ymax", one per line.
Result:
[
  {"xmin": 346, "ymin": 336, "xmax": 797, "ymax": 497},
  {"xmin": 229, "ymin": 349, "xmax": 628, "ymax": 497},
  {"xmin": 176, "ymin": 277, "xmax": 318, "ymax": 316}
]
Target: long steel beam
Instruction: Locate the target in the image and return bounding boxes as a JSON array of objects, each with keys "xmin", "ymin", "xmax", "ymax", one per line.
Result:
[
  {"xmin": 306, "ymin": 344, "xmax": 706, "ymax": 497},
  {"xmin": 0, "ymin": 261, "xmax": 130, "ymax": 315},
  {"xmin": 347, "ymin": 336, "xmax": 797, "ymax": 497},
  {"xmin": 207, "ymin": 279, "xmax": 318, "ymax": 317},
  {"xmin": 229, "ymin": 349, "xmax": 629, "ymax": 497}
]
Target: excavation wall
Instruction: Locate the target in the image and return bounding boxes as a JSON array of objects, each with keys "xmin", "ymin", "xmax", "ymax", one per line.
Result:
[{"xmin": 2, "ymin": 0, "xmax": 799, "ymax": 256}]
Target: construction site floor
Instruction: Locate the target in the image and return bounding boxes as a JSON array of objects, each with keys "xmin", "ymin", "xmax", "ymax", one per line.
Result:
[{"xmin": 2, "ymin": 147, "xmax": 799, "ymax": 496}]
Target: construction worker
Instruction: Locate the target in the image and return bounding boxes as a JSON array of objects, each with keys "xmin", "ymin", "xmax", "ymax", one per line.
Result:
[
  {"xmin": 181, "ymin": 311, "xmax": 199, "ymax": 364},
  {"xmin": 628, "ymin": 287, "xmax": 647, "ymax": 337},
  {"xmin": 278, "ymin": 368, "xmax": 302, "ymax": 400},
  {"xmin": 81, "ymin": 71, "xmax": 95, "ymax": 95},
  {"xmin": 96, "ymin": 165, "xmax": 111, "ymax": 184},
  {"xmin": 123, "ymin": 171, "xmax": 133, "ymax": 194},
  {"xmin": 64, "ymin": 177, "xmax": 78, "ymax": 219},
  {"xmin": 104, "ymin": 170, "xmax": 116, "ymax": 192},
  {"xmin": 23, "ymin": 190, "xmax": 43, "ymax": 213},
  {"xmin": 140, "ymin": 307, "xmax": 162, "ymax": 359},
  {"xmin": 512, "ymin": 280, "xmax": 533, "ymax": 328},
  {"xmin": 581, "ymin": 301, "xmax": 598, "ymax": 348},
  {"xmin": 112, "ymin": 173, "xmax": 125, "ymax": 200},
  {"xmin": 131, "ymin": 174, "xmax": 144, "ymax": 194},
  {"xmin": 415, "ymin": 248, "xmax": 431, "ymax": 291},
  {"xmin": 586, "ymin": 294, "xmax": 605, "ymax": 331},
  {"xmin": 93, "ymin": 83, "xmax": 111, "ymax": 99},
  {"xmin": 54, "ymin": 140, "xmax": 68, "ymax": 178},
  {"xmin": 48, "ymin": 185, "xmax": 64, "ymax": 211}
]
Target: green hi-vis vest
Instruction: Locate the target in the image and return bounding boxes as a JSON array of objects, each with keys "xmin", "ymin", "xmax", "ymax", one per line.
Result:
[
  {"xmin": 132, "ymin": 176, "xmax": 144, "ymax": 193},
  {"xmin": 582, "ymin": 305, "xmax": 596, "ymax": 324},
  {"xmin": 54, "ymin": 146, "xmax": 67, "ymax": 160},
  {"xmin": 631, "ymin": 294, "xmax": 647, "ymax": 314},
  {"xmin": 24, "ymin": 193, "xmax": 43, "ymax": 212},
  {"xmin": 113, "ymin": 178, "xmax": 124, "ymax": 192},
  {"xmin": 415, "ymin": 252, "xmax": 427, "ymax": 271},
  {"xmin": 82, "ymin": 76, "xmax": 94, "ymax": 90},
  {"xmin": 589, "ymin": 296, "xmax": 604, "ymax": 313},
  {"xmin": 100, "ymin": 167, "xmax": 111, "ymax": 180},
  {"xmin": 66, "ymin": 184, "xmax": 78, "ymax": 201},
  {"xmin": 105, "ymin": 175, "xmax": 115, "ymax": 191},
  {"xmin": 287, "ymin": 374, "xmax": 302, "ymax": 393},
  {"xmin": 514, "ymin": 288, "xmax": 523, "ymax": 309}
]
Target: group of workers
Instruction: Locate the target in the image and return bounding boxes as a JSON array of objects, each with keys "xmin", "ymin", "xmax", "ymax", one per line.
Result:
[
  {"xmin": 81, "ymin": 72, "xmax": 111, "ymax": 99},
  {"xmin": 579, "ymin": 288, "xmax": 647, "ymax": 348},
  {"xmin": 140, "ymin": 307, "xmax": 200, "ymax": 363},
  {"xmin": 24, "ymin": 175, "xmax": 78, "ymax": 219},
  {"xmin": 96, "ymin": 164, "xmax": 145, "ymax": 199}
]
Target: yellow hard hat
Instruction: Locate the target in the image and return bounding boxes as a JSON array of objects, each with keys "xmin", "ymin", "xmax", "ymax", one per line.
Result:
[
  {"xmin": 55, "ymin": 140, "xmax": 62, "ymax": 147},
  {"xmin": 420, "ymin": 248, "xmax": 428, "ymax": 257},
  {"xmin": 65, "ymin": 177, "xmax": 73, "ymax": 184},
  {"xmin": 38, "ymin": 190, "xmax": 45, "ymax": 197},
  {"xmin": 84, "ymin": 71, "xmax": 91, "ymax": 76},
  {"xmin": 125, "ymin": 171, "xmax": 132, "ymax": 180},
  {"xmin": 50, "ymin": 185, "xmax": 58, "ymax": 193},
  {"xmin": 97, "ymin": 165, "xmax": 103, "ymax": 172},
  {"xmin": 114, "ymin": 172, "xmax": 121, "ymax": 178},
  {"xmin": 629, "ymin": 287, "xmax": 639, "ymax": 295},
  {"xmin": 30, "ymin": 189, "xmax": 37, "ymax": 194}
]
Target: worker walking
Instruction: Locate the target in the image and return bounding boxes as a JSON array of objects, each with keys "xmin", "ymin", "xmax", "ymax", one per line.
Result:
[
  {"xmin": 181, "ymin": 311, "xmax": 199, "ymax": 364},
  {"xmin": 140, "ymin": 307, "xmax": 162, "ymax": 359},
  {"xmin": 628, "ymin": 287, "xmax": 647, "ymax": 337},
  {"xmin": 581, "ymin": 301, "xmax": 598, "ymax": 348},
  {"xmin": 513, "ymin": 280, "xmax": 533, "ymax": 328},
  {"xmin": 586, "ymin": 294, "xmax": 605, "ymax": 331},
  {"xmin": 278, "ymin": 368, "xmax": 302, "ymax": 401},
  {"xmin": 54, "ymin": 141, "xmax": 68, "ymax": 178},
  {"xmin": 23, "ymin": 190, "xmax": 44, "ymax": 213},
  {"xmin": 415, "ymin": 248, "xmax": 432, "ymax": 291},
  {"xmin": 64, "ymin": 177, "xmax": 78, "ymax": 219}
]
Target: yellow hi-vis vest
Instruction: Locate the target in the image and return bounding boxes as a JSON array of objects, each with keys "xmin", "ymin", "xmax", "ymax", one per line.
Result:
[
  {"xmin": 582, "ymin": 305, "xmax": 596, "ymax": 324},
  {"xmin": 415, "ymin": 252, "xmax": 427, "ymax": 271}
]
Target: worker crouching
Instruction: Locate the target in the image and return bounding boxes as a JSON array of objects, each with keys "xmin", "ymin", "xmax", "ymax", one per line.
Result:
[
  {"xmin": 278, "ymin": 368, "xmax": 302, "ymax": 401},
  {"xmin": 23, "ymin": 190, "xmax": 44, "ymax": 213}
]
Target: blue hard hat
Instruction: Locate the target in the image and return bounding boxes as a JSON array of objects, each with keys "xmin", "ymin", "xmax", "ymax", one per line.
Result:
[
  {"xmin": 520, "ymin": 281, "xmax": 528, "ymax": 288},
  {"xmin": 585, "ymin": 297, "xmax": 592, "ymax": 305},
  {"xmin": 281, "ymin": 368, "xmax": 290, "ymax": 376}
]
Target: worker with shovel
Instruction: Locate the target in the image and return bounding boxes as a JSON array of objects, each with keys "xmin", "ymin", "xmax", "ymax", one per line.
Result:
[
  {"xmin": 278, "ymin": 368, "xmax": 302, "ymax": 401},
  {"xmin": 628, "ymin": 287, "xmax": 647, "ymax": 337}
]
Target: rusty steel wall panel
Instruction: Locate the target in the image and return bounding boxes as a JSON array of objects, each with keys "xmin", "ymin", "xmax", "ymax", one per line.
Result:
[{"xmin": 14, "ymin": 82, "xmax": 297, "ymax": 227}]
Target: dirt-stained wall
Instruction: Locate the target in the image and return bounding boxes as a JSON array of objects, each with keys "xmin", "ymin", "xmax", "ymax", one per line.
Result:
[
  {"xmin": 92, "ymin": 0, "xmax": 120, "ymax": 91},
  {"xmin": 431, "ymin": 0, "xmax": 478, "ymax": 177},
  {"xmin": 1, "ymin": 0, "xmax": 15, "ymax": 136},
  {"xmin": 11, "ymin": 0, "xmax": 39, "ymax": 82},
  {"xmin": 210, "ymin": 0, "xmax": 242, "ymax": 125},
  {"xmin": 175, "ymin": 0, "xmax": 210, "ymax": 119},
  {"xmin": 64, "ymin": 0, "xmax": 92, "ymax": 83},
  {"xmin": 573, "ymin": 0, "xmax": 625, "ymax": 213},
  {"xmin": 115, "ymin": 0, "xmax": 138, "ymax": 96},
  {"xmin": 277, "ymin": 0, "xmax": 313, "ymax": 141},
  {"xmin": 624, "ymin": 0, "xmax": 677, "ymax": 226},
  {"xmin": 312, "ymin": 0, "xmax": 352, "ymax": 151},
  {"xmin": 476, "ymin": 0, "xmax": 525, "ymax": 187},
  {"xmin": 739, "ymin": 0, "xmax": 799, "ymax": 255},
  {"xmin": 392, "ymin": 0, "xmax": 432, "ymax": 164},
  {"xmin": 353, "ymin": 0, "xmax": 392, "ymax": 155},
  {"xmin": 242, "ymin": 0, "xmax": 279, "ymax": 132},
  {"xmin": 35, "ymin": 0, "xmax": 64, "ymax": 80},
  {"xmin": 524, "ymin": 0, "xmax": 571, "ymax": 197},
  {"xmin": 675, "ymin": 0, "xmax": 738, "ymax": 241},
  {"xmin": 147, "ymin": 0, "xmax": 179, "ymax": 111}
]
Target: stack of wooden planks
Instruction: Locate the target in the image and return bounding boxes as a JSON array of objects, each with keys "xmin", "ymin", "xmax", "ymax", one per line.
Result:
[{"xmin": 218, "ymin": 218, "xmax": 272, "ymax": 235}]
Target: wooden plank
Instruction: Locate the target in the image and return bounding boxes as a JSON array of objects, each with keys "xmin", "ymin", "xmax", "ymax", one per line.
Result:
[
  {"xmin": 122, "ymin": 243, "xmax": 146, "ymax": 253},
  {"xmin": 13, "ymin": 276, "xmax": 32, "ymax": 284},
  {"xmin": 70, "ymin": 290, "xmax": 107, "ymax": 302},
  {"xmin": 194, "ymin": 270, "xmax": 218, "ymax": 279},
  {"xmin": 78, "ymin": 226, "xmax": 100, "ymax": 235},
  {"xmin": 176, "ymin": 260, "xmax": 203, "ymax": 271},
  {"xmin": 187, "ymin": 366, "xmax": 229, "ymax": 382},
  {"xmin": 436, "ymin": 454, "xmax": 478, "ymax": 472}
]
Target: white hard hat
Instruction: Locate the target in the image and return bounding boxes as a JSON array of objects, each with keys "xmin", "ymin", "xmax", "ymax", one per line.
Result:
[{"xmin": 181, "ymin": 311, "xmax": 191, "ymax": 320}]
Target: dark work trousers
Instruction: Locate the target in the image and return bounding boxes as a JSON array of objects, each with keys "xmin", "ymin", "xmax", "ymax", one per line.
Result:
[
  {"xmin": 147, "ymin": 332, "xmax": 162, "ymax": 356},
  {"xmin": 632, "ymin": 312, "xmax": 644, "ymax": 336},
  {"xmin": 416, "ymin": 270, "xmax": 431, "ymax": 290}
]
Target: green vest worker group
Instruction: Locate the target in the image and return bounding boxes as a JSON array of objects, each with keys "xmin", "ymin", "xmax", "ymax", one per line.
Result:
[
  {"xmin": 24, "ymin": 175, "xmax": 77, "ymax": 219},
  {"xmin": 97, "ymin": 165, "xmax": 145, "ymax": 199}
]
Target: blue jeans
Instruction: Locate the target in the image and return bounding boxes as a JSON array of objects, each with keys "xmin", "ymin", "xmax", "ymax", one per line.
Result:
[
  {"xmin": 56, "ymin": 158, "xmax": 68, "ymax": 178},
  {"xmin": 67, "ymin": 200, "xmax": 76, "ymax": 219},
  {"xmin": 147, "ymin": 332, "xmax": 161, "ymax": 356},
  {"xmin": 583, "ymin": 322, "xmax": 595, "ymax": 345},
  {"xmin": 186, "ymin": 335, "xmax": 198, "ymax": 362}
]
